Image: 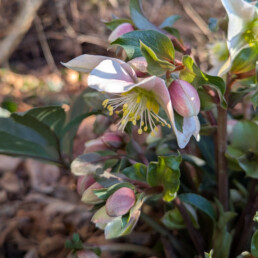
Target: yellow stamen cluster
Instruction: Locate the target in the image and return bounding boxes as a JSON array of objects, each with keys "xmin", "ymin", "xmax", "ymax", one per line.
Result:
[{"xmin": 102, "ymin": 88, "xmax": 171, "ymax": 135}]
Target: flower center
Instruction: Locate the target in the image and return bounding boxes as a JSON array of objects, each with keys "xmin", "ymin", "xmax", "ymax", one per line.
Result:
[
  {"xmin": 102, "ymin": 88, "xmax": 171, "ymax": 135},
  {"xmin": 243, "ymin": 19, "xmax": 258, "ymax": 48}
]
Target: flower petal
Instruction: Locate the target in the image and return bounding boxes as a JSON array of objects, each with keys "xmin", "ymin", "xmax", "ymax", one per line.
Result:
[
  {"xmin": 134, "ymin": 76, "xmax": 195, "ymax": 148},
  {"xmin": 108, "ymin": 23, "xmax": 134, "ymax": 43},
  {"xmin": 62, "ymin": 54, "xmax": 137, "ymax": 80},
  {"xmin": 88, "ymin": 59, "xmax": 137, "ymax": 93}
]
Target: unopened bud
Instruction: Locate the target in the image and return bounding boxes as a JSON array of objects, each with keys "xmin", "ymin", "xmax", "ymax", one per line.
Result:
[
  {"xmin": 77, "ymin": 175, "xmax": 96, "ymax": 195},
  {"xmin": 84, "ymin": 138, "xmax": 107, "ymax": 153},
  {"xmin": 168, "ymin": 79, "xmax": 200, "ymax": 117},
  {"xmin": 128, "ymin": 57, "xmax": 148, "ymax": 77},
  {"xmin": 81, "ymin": 182, "xmax": 103, "ymax": 205},
  {"xmin": 101, "ymin": 132, "xmax": 123, "ymax": 149},
  {"xmin": 108, "ymin": 23, "xmax": 134, "ymax": 43},
  {"xmin": 76, "ymin": 250, "xmax": 99, "ymax": 258},
  {"xmin": 105, "ymin": 187, "xmax": 135, "ymax": 217}
]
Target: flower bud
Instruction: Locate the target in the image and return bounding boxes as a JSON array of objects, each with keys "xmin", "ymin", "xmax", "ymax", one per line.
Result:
[
  {"xmin": 128, "ymin": 57, "xmax": 148, "ymax": 77},
  {"xmin": 76, "ymin": 250, "xmax": 99, "ymax": 258},
  {"xmin": 105, "ymin": 187, "xmax": 135, "ymax": 217},
  {"xmin": 108, "ymin": 23, "xmax": 134, "ymax": 43},
  {"xmin": 84, "ymin": 138, "xmax": 107, "ymax": 153},
  {"xmin": 168, "ymin": 79, "xmax": 200, "ymax": 117},
  {"xmin": 81, "ymin": 182, "xmax": 103, "ymax": 205},
  {"xmin": 77, "ymin": 175, "xmax": 96, "ymax": 195},
  {"xmin": 101, "ymin": 132, "xmax": 123, "ymax": 149}
]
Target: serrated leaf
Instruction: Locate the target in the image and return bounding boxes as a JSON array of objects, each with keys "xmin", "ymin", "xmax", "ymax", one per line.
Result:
[
  {"xmin": 129, "ymin": 0, "xmax": 158, "ymax": 30},
  {"xmin": 179, "ymin": 193, "xmax": 216, "ymax": 220},
  {"xmin": 147, "ymin": 154, "xmax": 181, "ymax": 202},
  {"xmin": 159, "ymin": 15, "xmax": 181, "ymax": 28},
  {"xmin": 112, "ymin": 30, "xmax": 175, "ymax": 60},
  {"xmin": 180, "ymin": 55, "xmax": 227, "ymax": 109},
  {"xmin": 140, "ymin": 41, "xmax": 175, "ymax": 76},
  {"xmin": 104, "ymin": 18, "xmax": 134, "ymax": 30}
]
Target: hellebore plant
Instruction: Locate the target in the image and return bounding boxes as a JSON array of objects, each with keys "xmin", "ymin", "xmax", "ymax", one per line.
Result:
[{"xmin": 1, "ymin": 0, "xmax": 258, "ymax": 257}]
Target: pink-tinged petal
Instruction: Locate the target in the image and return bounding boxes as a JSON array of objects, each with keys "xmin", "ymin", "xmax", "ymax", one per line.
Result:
[
  {"xmin": 128, "ymin": 56, "xmax": 148, "ymax": 77},
  {"xmin": 169, "ymin": 80, "xmax": 200, "ymax": 117},
  {"xmin": 61, "ymin": 54, "xmax": 109, "ymax": 73},
  {"xmin": 62, "ymin": 54, "xmax": 137, "ymax": 81},
  {"xmin": 77, "ymin": 175, "xmax": 96, "ymax": 195},
  {"xmin": 91, "ymin": 206, "xmax": 114, "ymax": 230},
  {"xmin": 108, "ymin": 23, "xmax": 134, "ymax": 43},
  {"xmin": 76, "ymin": 250, "xmax": 99, "ymax": 258},
  {"xmin": 88, "ymin": 59, "xmax": 137, "ymax": 93}
]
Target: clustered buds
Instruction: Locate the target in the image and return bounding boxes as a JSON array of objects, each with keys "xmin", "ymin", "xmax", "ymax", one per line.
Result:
[{"xmin": 168, "ymin": 79, "xmax": 200, "ymax": 117}]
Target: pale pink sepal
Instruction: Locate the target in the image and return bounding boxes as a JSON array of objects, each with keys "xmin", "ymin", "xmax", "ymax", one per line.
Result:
[{"xmin": 108, "ymin": 23, "xmax": 134, "ymax": 43}]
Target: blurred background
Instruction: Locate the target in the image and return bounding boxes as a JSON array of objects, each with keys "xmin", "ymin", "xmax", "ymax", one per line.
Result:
[{"xmin": 0, "ymin": 0, "xmax": 225, "ymax": 257}]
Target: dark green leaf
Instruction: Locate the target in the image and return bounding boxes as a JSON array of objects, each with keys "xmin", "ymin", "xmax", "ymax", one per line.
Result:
[
  {"xmin": 180, "ymin": 55, "xmax": 227, "ymax": 109},
  {"xmin": 147, "ymin": 154, "xmax": 181, "ymax": 202},
  {"xmin": 179, "ymin": 193, "xmax": 216, "ymax": 220},
  {"xmin": 122, "ymin": 163, "xmax": 147, "ymax": 182},
  {"xmin": 251, "ymin": 230, "xmax": 258, "ymax": 257},
  {"xmin": 104, "ymin": 18, "xmax": 134, "ymax": 30},
  {"xmin": 160, "ymin": 15, "xmax": 181, "ymax": 28},
  {"xmin": 251, "ymin": 87, "xmax": 258, "ymax": 109},
  {"xmin": 140, "ymin": 41, "xmax": 175, "ymax": 76},
  {"xmin": 112, "ymin": 30, "xmax": 175, "ymax": 60},
  {"xmin": 129, "ymin": 0, "xmax": 158, "ymax": 30}
]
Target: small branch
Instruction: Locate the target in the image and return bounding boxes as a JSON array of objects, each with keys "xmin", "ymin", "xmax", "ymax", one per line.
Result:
[
  {"xmin": 89, "ymin": 243, "xmax": 158, "ymax": 256},
  {"xmin": 174, "ymin": 197, "xmax": 205, "ymax": 256},
  {"xmin": 0, "ymin": 0, "xmax": 43, "ymax": 65},
  {"xmin": 34, "ymin": 15, "xmax": 59, "ymax": 73}
]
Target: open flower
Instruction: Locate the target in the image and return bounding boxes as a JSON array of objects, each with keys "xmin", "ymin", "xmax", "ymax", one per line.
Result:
[
  {"xmin": 219, "ymin": 0, "xmax": 258, "ymax": 75},
  {"xmin": 62, "ymin": 55, "xmax": 198, "ymax": 148}
]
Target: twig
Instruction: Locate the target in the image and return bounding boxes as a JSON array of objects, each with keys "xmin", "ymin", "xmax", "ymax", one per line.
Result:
[
  {"xmin": 34, "ymin": 15, "xmax": 59, "ymax": 73},
  {"xmin": 0, "ymin": 0, "xmax": 43, "ymax": 66},
  {"xmin": 177, "ymin": 0, "xmax": 212, "ymax": 40},
  {"xmin": 97, "ymin": 243, "xmax": 159, "ymax": 256}
]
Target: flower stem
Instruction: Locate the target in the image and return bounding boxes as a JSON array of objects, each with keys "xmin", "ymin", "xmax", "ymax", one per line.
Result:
[
  {"xmin": 216, "ymin": 74, "xmax": 235, "ymax": 210},
  {"xmin": 174, "ymin": 197, "xmax": 205, "ymax": 256}
]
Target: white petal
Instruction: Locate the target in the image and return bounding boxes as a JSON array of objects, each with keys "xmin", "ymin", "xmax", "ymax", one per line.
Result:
[
  {"xmin": 62, "ymin": 54, "xmax": 137, "ymax": 80},
  {"xmin": 221, "ymin": 0, "xmax": 257, "ymax": 63},
  {"xmin": 176, "ymin": 116, "xmax": 200, "ymax": 148},
  {"xmin": 134, "ymin": 76, "xmax": 194, "ymax": 148},
  {"xmin": 88, "ymin": 59, "xmax": 136, "ymax": 93}
]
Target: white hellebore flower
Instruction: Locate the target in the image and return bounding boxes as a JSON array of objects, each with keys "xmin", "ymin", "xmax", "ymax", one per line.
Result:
[
  {"xmin": 62, "ymin": 54, "xmax": 200, "ymax": 148},
  {"xmin": 219, "ymin": 0, "xmax": 258, "ymax": 75}
]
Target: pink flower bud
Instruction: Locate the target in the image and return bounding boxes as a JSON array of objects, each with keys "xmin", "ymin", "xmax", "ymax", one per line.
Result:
[
  {"xmin": 101, "ymin": 132, "xmax": 123, "ymax": 149},
  {"xmin": 77, "ymin": 175, "xmax": 96, "ymax": 195},
  {"xmin": 105, "ymin": 187, "xmax": 135, "ymax": 217},
  {"xmin": 108, "ymin": 23, "xmax": 134, "ymax": 43},
  {"xmin": 168, "ymin": 79, "xmax": 200, "ymax": 117},
  {"xmin": 84, "ymin": 138, "xmax": 107, "ymax": 153},
  {"xmin": 81, "ymin": 182, "xmax": 103, "ymax": 204},
  {"xmin": 128, "ymin": 57, "xmax": 148, "ymax": 77},
  {"xmin": 76, "ymin": 250, "xmax": 99, "ymax": 258}
]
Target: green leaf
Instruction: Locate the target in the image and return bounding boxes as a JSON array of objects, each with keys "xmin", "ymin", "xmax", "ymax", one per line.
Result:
[
  {"xmin": 180, "ymin": 55, "xmax": 227, "ymax": 109},
  {"xmin": 104, "ymin": 18, "xmax": 134, "ymax": 30},
  {"xmin": 24, "ymin": 106, "xmax": 66, "ymax": 138},
  {"xmin": 147, "ymin": 154, "xmax": 181, "ymax": 202},
  {"xmin": 129, "ymin": 0, "xmax": 158, "ymax": 30},
  {"xmin": 0, "ymin": 131, "xmax": 58, "ymax": 163},
  {"xmin": 112, "ymin": 30, "xmax": 175, "ymax": 60},
  {"xmin": 251, "ymin": 230, "xmax": 258, "ymax": 257},
  {"xmin": 140, "ymin": 41, "xmax": 175, "ymax": 76},
  {"xmin": 251, "ymin": 87, "xmax": 258, "ymax": 109},
  {"xmin": 122, "ymin": 163, "xmax": 147, "ymax": 182},
  {"xmin": 159, "ymin": 15, "xmax": 181, "ymax": 28},
  {"xmin": 179, "ymin": 193, "xmax": 216, "ymax": 220}
]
